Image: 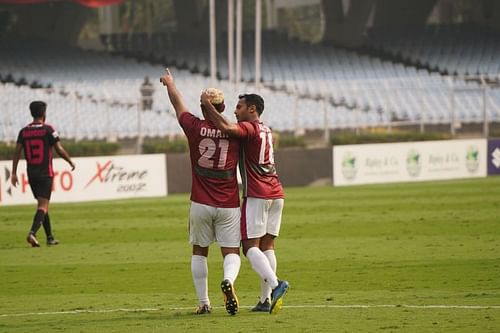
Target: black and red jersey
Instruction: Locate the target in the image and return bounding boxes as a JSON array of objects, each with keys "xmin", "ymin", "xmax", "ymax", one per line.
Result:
[{"xmin": 16, "ymin": 122, "xmax": 60, "ymax": 179}]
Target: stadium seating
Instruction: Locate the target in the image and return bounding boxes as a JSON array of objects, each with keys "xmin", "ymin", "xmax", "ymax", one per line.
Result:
[
  {"xmin": 1, "ymin": 28, "xmax": 499, "ymax": 143},
  {"xmin": 2, "ymin": 36, "xmax": 378, "ymax": 141},
  {"xmin": 116, "ymin": 30, "xmax": 499, "ymax": 126},
  {"xmin": 365, "ymin": 24, "xmax": 500, "ymax": 78}
]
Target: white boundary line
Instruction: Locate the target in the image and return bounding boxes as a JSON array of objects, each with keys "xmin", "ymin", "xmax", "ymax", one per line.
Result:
[
  {"xmin": 2, "ymin": 304, "xmax": 499, "ymax": 318},
  {"xmin": 0, "ymin": 308, "xmax": 161, "ymax": 318},
  {"xmin": 284, "ymin": 304, "xmax": 500, "ymax": 309}
]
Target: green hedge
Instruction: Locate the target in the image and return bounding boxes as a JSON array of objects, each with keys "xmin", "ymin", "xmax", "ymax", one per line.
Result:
[
  {"xmin": 60, "ymin": 140, "xmax": 121, "ymax": 157},
  {"xmin": 0, "ymin": 141, "xmax": 121, "ymax": 160},
  {"xmin": 0, "ymin": 143, "xmax": 15, "ymax": 160},
  {"xmin": 331, "ymin": 131, "xmax": 452, "ymax": 146},
  {"xmin": 142, "ymin": 138, "xmax": 189, "ymax": 153},
  {"xmin": 0, "ymin": 130, "xmax": 491, "ymax": 160},
  {"xmin": 489, "ymin": 129, "xmax": 500, "ymax": 139},
  {"xmin": 275, "ymin": 134, "xmax": 307, "ymax": 149}
]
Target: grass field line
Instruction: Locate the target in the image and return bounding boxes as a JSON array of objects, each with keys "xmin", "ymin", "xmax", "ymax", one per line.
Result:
[
  {"xmin": 0, "ymin": 308, "xmax": 161, "ymax": 317},
  {"xmin": 2, "ymin": 304, "xmax": 500, "ymax": 318}
]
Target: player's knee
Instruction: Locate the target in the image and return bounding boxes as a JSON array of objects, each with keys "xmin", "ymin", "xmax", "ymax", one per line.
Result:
[
  {"xmin": 221, "ymin": 247, "xmax": 240, "ymax": 257},
  {"xmin": 259, "ymin": 234, "xmax": 275, "ymax": 250}
]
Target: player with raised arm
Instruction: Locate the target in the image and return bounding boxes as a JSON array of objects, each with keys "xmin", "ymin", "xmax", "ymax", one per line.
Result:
[
  {"xmin": 201, "ymin": 92, "xmax": 289, "ymax": 315},
  {"xmin": 11, "ymin": 101, "xmax": 75, "ymax": 247},
  {"xmin": 160, "ymin": 69, "xmax": 241, "ymax": 315}
]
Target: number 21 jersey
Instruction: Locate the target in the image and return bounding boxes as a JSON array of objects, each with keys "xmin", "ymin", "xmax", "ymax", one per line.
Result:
[{"xmin": 179, "ymin": 112, "xmax": 240, "ymax": 208}]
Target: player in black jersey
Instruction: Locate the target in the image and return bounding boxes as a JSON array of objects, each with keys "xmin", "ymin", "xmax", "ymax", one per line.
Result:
[{"xmin": 11, "ymin": 101, "xmax": 75, "ymax": 247}]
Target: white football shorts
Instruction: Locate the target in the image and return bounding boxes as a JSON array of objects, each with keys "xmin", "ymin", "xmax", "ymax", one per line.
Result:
[
  {"xmin": 189, "ymin": 201, "xmax": 241, "ymax": 248},
  {"xmin": 241, "ymin": 197, "xmax": 284, "ymax": 240}
]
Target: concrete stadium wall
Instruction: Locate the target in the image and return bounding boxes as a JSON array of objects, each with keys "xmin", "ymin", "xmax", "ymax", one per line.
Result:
[
  {"xmin": 10, "ymin": 2, "xmax": 93, "ymax": 45},
  {"xmin": 372, "ymin": 0, "xmax": 437, "ymax": 29},
  {"xmin": 322, "ymin": 0, "xmax": 375, "ymax": 47},
  {"xmin": 165, "ymin": 152, "xmax": 191, "ymax": 194},
  {"xmin": 275, "ymin": 147, "xmax": 332, "ymax": 187},
  {"xmin": 172, "ymin": 0, "xmax": 228, "ymax": 40},
  {"xmin": 166, "ymin": 147, "xmax": 333, "ymax": 194},
  {"xmin": 167, "ymin": 139, "xmax": 500, "ymax": 193}
]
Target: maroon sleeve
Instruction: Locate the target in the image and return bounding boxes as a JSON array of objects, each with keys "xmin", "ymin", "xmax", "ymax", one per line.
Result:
[
  {"xmin": 179, "ymin": 112, "xmax": 200, "ymax": 136},
  {"xmin": 237, "ymin": 121, "xmax": 256, "ymax": 139}
]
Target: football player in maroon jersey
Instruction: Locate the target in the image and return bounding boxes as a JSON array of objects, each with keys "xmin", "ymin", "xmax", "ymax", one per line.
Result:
[
  {"xmin": 161, "ymin": 69, "xmax": 241, "ymax": 315},
  {"xmin": 201, "ymin": 92, "xmax": 289, "ymax": 315}
]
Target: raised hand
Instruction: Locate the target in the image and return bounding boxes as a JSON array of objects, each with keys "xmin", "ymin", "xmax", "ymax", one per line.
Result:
[{"xmin": 160, "ymin": 68, "xmax": 173, "ymax": 86}]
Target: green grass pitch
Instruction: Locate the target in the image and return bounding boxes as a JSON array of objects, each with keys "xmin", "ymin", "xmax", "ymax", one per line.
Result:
[{"xmin": 1, "ymin": 177, "xmax": 499, "ymax": 332}]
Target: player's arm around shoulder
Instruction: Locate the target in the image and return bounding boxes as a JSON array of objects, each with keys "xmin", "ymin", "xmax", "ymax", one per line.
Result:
[{"xmin": 200, "ymin": 92, "xmax": 241, "ymax": 138}]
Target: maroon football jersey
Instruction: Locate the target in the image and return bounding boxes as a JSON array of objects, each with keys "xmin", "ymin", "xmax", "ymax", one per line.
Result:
[
  {"xmin": 16, "ymin": 122, "xmax": 60, "ymax": 179},
  {"xmin": 179, "ymin": 112, "xmax": 240, "ymax": 208},
  {"xmin": 237, "ymin": 120, "xmax": 284, "ymax": 199}
]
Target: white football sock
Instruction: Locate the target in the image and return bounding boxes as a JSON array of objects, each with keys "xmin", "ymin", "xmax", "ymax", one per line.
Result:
[
  {"xmin": 246, "ymin": 247, "xmax": 278, "ymax": 289},
  {"xmin": 261, "ymin": 249, "xmax": 277, "ymax": 302},
  {"xmin": 191, "ymin": 255, "xmax": 209, "ymax": 305},
  {"xmin": 223, "ymin": 253, "xmax": 241, "ymax": 285}
]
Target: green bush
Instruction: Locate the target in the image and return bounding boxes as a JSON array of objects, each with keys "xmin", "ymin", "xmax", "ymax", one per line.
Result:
[
  {"xmin": 60, "ymin": 140, "xmax": 121, "ymax": 157},
  {"xmin": 489, "ymin": 129, "xmax": 500, "ymax": 139},
  {"xmin": 275, "ymin": 134, "xmax": 307, "ymax": 149},
  {"xmin": 0, "ymin": 143, "xmax": 15, "ymax": 160},
  {"xmin": 331, "ymin": 131, "xmax": 451, "ymax": 146},
  {"xmin": 0, "ymin": 140, "xmax": 121, "ymax": 160},
  {"xmin": 142, "ymin": 137, "xmax": 189, "ymax": 153}
]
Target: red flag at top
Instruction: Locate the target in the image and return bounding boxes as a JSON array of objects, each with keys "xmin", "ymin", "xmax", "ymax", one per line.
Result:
[{"xmin": 0, "ymin": 0, "xmax": 124, "ymax": 7}]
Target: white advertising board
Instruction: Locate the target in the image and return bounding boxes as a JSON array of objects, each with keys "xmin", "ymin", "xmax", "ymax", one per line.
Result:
[
  {"xmin": 333, "ymin": 139, "xmax": 487, "ymax": 186},
  {"xmin": 0, "ymin": 154, "xmax": 167, "ymax": 206}
]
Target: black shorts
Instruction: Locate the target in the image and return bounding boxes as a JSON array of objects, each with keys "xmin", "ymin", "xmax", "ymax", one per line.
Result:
[{"xmin": 29, "ymin": 177, "xmax": 53, "ymax": 200}]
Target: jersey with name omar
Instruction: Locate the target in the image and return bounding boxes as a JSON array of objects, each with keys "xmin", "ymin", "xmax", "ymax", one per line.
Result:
[
  {"xmin": 179, "ymin": 112, "xmax": 240, "ymax": 208},
  {"xmin": 16, "ymin": 122, "xmax": 60, "ymax": 179},
  {"xmin": 237, "ymin": 120, "xmax": 284, "ymax": 199}
]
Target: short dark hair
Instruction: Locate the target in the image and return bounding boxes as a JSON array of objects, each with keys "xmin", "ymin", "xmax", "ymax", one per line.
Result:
[
  {"xmin": 239, "ymin": 93, "xmax": 264, "ymax": 115},
  {"xmin": 30, "ymin": 101, "xmax": 47, "ymax": 118}
]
